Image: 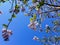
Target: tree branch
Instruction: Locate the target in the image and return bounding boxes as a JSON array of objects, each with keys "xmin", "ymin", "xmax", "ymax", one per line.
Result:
[
  {"xmin": 44, "ymin": 3, "xmax": 60, "ymax": 7},
  {"xmin": 39, "ymin": 8, "xmax": 60, "ymax": 14}
]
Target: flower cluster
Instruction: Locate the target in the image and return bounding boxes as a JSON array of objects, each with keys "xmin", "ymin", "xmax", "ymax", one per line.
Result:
[
  {"xmin": 2, "ymin": 28, "xmax": 12, "ymax": 41},
  {"xmin": 28, "ymin": 21, "xmax": 39, "ymax": 30}
]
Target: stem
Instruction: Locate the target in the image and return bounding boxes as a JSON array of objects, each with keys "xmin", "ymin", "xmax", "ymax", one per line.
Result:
[
  {"xmin": 6, "ymin": 12, "xmax": 14, "ymax": 30},
  {"xmin": 6, "ymin": 0, "xmax": 17, "ymax": 30}
]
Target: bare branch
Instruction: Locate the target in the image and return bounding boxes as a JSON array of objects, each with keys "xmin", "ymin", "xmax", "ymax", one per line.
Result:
[{"xmin": 44, "ymin": 3, "xmax": 60, "ymax": 7}]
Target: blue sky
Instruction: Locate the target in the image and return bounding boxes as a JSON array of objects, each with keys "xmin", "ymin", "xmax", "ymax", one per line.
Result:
[
  {"xmin": 0, "ymin": 2, "xmax": 42, "ymax": 45},
  {"xmin": 0, "ymin": 1, "xmax": 60, "ymax": 45}
]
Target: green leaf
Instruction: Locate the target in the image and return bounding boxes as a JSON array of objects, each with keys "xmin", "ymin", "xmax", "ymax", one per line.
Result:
[
  {"xmin": 12, "ymin": 13, "xmax": 16, "ymax": 18},
  {"xmin": 23, "ymin": 0, "xmax": 27, "ymax": 4},
  {"xmin": 30, "ymin": 17, "xmax": 34, "ymax": 22},
  {"xmin": 15, "ymin": 4, "xmax": 19, "ymax": 9},
  {"xmin": 58, "ymin": 13, "xmax": 60, "ymax": 16},
  {"xmin": 39, "ymin": 0, "xmax": 44, "ymax": 7},
  {"xmin": 32, "ymin": 0, "xmax": 37, "ymax": 3},
  {"xmin": 3, "ymin": 24, "xmax": 8, "ymax": 28},
  {"xmin": 54, "ymin": 21, "xmax": 59, "ymax": 25},
  {"xmin": 33, "ymin": 14, "xmax": 36, "ymax": 20}
]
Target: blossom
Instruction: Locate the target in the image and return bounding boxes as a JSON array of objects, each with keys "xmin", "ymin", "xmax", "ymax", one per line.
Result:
[
  {"xmin": 2, "ymin": 28, "xmax": 12, "ymax": 41},
  {"xmin": 28, "ymin": 21, "xmax": 39, "ymax": 30},
  {"xmin": 0, "ymin": 11, "xmax": 2, "ymax": 14},
  {"xmin": 33, "ymin": 36, "xmax": 39, "ymax": 41},
  {"xmin": 20, "ymin": 5, "xmax": 25, "ymax": 12}
]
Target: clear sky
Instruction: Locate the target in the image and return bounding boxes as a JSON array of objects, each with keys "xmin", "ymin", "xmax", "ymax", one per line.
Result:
[{"xmin": 0, "ymin": 1, "xmax": 60, "ymax": 45}]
